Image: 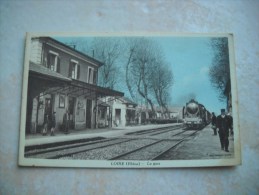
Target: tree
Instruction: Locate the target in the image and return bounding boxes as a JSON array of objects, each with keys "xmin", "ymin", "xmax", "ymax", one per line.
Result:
[
  {"xmin": 69, "ymin": 37, "xmax": 174, "ymax": 117},
  {"xmin": 123, "ymin": 37, "xmax": 174, "ymax": 118},
  {"xmin": 122, "ymin": 38, "xmax": 139, "ymax": 101},
  {"xmin": 150, "ymin": 59, "xmax": 174, "ymax": 118},
  {"xmin": 209, "ymin": 37, "xmax": 230, "ymax": 101},
  {"xmin": 129, "ymin": 38, "xmax": 159, "ymax": 113},
  {"xmin": 90, "ymin": 38, "xmax": 122, "ymax": 89}
]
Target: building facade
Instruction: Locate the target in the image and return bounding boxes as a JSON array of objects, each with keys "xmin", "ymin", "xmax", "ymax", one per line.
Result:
[
  {"xmin": 99, "ymin": 97, "xmax": 138, "ymax": 127},
  {"xmin": 27, "ymin": 37, "xmax": 123, "ymax": 134}
]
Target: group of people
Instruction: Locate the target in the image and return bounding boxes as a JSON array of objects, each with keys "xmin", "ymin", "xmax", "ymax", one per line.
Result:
[
  {"xmin": 211, "ymin": 109, "xmax": 233, "ymax": 152},
  {"xmin": 42, "ymin": 112, "xmax": 56, "ymax": 136},
  {"xmin": 42, "ymin": 110, "xmax": 71, "ymax": 136}
]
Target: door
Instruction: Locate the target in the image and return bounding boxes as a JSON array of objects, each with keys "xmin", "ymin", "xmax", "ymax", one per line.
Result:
[
  {"xmin": 44, "ymin": 97, "xmax": 53, "ymax": 129},
  {"xmin": 86, "ymin": 99, "xmax": 92, "ymax": 128},
  {"xmin": 68, "ymin": 97, "xmax": 76, "ymax": 129},
  {"xmin": 115, "ymin": 109, "xmax": 121, "ymax": 125}
]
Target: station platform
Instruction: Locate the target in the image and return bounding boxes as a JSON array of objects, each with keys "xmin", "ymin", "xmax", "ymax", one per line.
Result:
[{"xmin": 171, "ymin": 125, "xmax": 235, "ymax": 159}]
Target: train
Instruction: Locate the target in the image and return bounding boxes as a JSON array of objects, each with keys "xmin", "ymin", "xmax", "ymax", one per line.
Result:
[{"xmin": 183, "ymin": 99, "xmax": 211, "ymax": 129}]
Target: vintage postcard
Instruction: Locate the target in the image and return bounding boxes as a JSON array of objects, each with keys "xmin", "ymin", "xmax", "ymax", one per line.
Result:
[{"xmin": 19, "ymin": 33, "xmax": 241, "ymax": 168}]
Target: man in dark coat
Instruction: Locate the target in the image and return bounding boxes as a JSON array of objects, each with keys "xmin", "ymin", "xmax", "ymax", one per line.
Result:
[
  {"xmin": 42, "ymin": 114, "xmax": 50, "ymax": 136},
  {"xmin": 216, "ymin": 109, "xmax": 230, "ymax": 152},
  {"xmin": 211, "ymin": 112, "xmax": 217, "ymax": 135},
  {"xmin": 50, "ymin": 112, "xmax": 56, "ymax": 136}
]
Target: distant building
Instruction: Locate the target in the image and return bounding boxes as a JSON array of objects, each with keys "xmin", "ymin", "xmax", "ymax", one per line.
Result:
[
  {"xmin": 101, "ymin": 97, "xmax": 138, "ymax": 127},
  {"xmin": 154, "ymin": 106, "xmax": 183, "ymax": 120},
  {"xmin": 26, "ymin": 37, "xmax": 123, "ymax": 134},
  {"xmin": 167, "ymin": 107, "xmax": 184, "ymax": 120},
  {"xmin": 135, "ymin": 105, "xmax": 153, "ymax": 124}
]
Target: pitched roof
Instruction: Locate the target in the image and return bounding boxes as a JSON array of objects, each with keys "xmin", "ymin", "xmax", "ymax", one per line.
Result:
[
  {"xmin": 36, "ymin": 37, "xmax": 104, "ymax": 67},
  {"xmin": 119, "ymin": 97, "xmax": 137, "ymax": 106}
]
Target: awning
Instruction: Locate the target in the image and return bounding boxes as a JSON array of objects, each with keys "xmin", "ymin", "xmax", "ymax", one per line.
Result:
[
  {"xmin": 29, "ymin": 61, "xmax": 72, "ymax": 82},
  {"xmin": 28, "ymin": 62, "xmax": 124, "ymax": 99}
]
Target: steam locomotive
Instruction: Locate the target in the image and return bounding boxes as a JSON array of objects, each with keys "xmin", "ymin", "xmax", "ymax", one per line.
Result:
[{"xmin": 183, "ymin": 99, "xmax": 211, "ymax": 129}]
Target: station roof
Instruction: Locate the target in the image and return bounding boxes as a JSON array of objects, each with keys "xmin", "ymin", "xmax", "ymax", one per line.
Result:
[
  {"xmin": 29, "ymin": 61, "xmax": 71, "ymax": 82},
  {"xmin": 28, "ymin": 62, "xmax": 124, "ymax": 99},
  {"xmin": 120, "ymin": 97, "xmax": 137, "ymax": 106},
  {"xmin": 33, "ymin": 37, "xmax": 104, "ymax": 67}
]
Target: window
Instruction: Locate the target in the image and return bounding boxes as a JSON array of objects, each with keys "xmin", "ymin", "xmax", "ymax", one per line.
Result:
[
  {"xmin": 69, "ymin": 60, "xmax": 80, "ymax": 79},
  {"xmin": 88, "ymin": 67, "xmax": 94, "ymax": 84},
  {"xmin": 47, "ymin": 51, "xmax": 60, "ymax": 72}
]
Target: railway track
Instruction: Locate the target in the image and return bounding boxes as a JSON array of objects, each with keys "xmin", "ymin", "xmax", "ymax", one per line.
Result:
[
  {"xmin": 58, "ymin": 129, "xmax": 198, "ymax": 160},
  {"xmin": 25, "ymin": 125, "xmax": 200, "ymax": 160},
  {"xmin": 125, "ymin": 124, "xmax": 183, "ymax": 136},
  {"xmin": 108, "ymin": 130, "xmax": 198, "ymax": 160},
  {"xmin": 25, "ymin": 138, "xmax": 132, "ymax": 159}
]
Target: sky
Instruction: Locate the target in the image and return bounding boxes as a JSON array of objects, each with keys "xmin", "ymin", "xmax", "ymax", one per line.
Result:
[
  {"xmin": 153, "ymin": 36, "xmax": 226, "ymax": 115},
  {"xmin": 55, "ymin": 36, "xmax": 227, "ymax": 116}
]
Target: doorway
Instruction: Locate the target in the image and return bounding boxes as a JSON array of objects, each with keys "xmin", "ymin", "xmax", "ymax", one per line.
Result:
[
  {"xmin": 115, "ymin": 109, "xmax": 121, "ymax": 126},
  {"xmin": 44, "ymin": 95, "xmax": 54, "ymax": 129},
  {"xmin": 86, "ymin": 99, "xmax": 92, "ymax": 128},
  {"xmin": 68, "ymin": 97, "xmax": 76, "ymax": 129}
]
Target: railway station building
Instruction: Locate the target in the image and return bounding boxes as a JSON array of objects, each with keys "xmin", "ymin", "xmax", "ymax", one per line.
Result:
[{"xmin": 26, "ymin": 37, "xmax": 124, "ymax": 134}]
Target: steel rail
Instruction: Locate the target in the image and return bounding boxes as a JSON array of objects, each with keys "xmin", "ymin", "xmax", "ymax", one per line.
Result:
[
  {"xmin": 108, "ymin": 129, "xmax": 198, "ymax": 160},
  {"xmin": 108, "ymin": 131, "xmax": 193, "ymax": 160},
  {"xmin": 151, "ymin": 130, "xmax": 199, "ymax": 160},
  {"xmin": 25, "ymin": 126, "xmax": 183, "ymax": 158},
  {"xmin": 149, "ymin": 127, "xmax": 184, "ymax": 136},
  {"xmin": 25, "ymin": 138, "xmax": 117, "ymax": 157},
  {"xmin": 108, "ymin": 140, "xmax": 164, "ymax": 160},
  {"xmin": 126, "ymin": 124, "xmax": 183, "ymax": 136},
  {"xmin": 48, "ymin": 138, "xmax": 134, "ymax": 159}
]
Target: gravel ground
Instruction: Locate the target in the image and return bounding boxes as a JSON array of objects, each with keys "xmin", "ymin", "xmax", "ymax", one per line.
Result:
[
  {"xmin": 118, "ymin": 140, "xmax": 180, "ymax": 160},
  {"xmin": 63, "ymin": 139, "xmax": 157, "ymax": 160},
  {"xmin": 30, "ymin": 138, "xmax": 131, "ymax": 159},
  {"xmin": 28, "ymin": 126, "xmax": 200, "ymax": 160},
  {"xmin": 25, "ymin": 138, "xmax": 111, "ymax": 155},
  {"xmin": 27, "ymin": 125, "xmax": 235, "ymax": 161}
]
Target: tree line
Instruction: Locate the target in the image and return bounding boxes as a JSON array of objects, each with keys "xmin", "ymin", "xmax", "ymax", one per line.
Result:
[
  {"xmin": 69, "ymin": 37, "xmax": 174, "ymax": 117},
  {"xmin": 65, "ymin": 36, "xmax": 231, "ymax": 115},
  {"xmin": 209, "ymin": 37, "xmax": 230, "ymax": 102}
]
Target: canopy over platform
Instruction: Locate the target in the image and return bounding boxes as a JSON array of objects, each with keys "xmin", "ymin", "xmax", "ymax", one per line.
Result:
[{"xmin": 28, "ymin": 62, "xmax": 124, "ymax": 100}]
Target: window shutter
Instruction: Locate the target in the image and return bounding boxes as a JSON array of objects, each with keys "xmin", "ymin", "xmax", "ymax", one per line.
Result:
[
  {"xmin": 77, "ymin": 64, "xmax": 80, "ymax": 80},
  {"xmin": 47, "ymin": 53, "xmax": 50, "ymax": 68},
  {"xmin": 88, "ymin": 68, "xmax": 92, "ymax": 83},
  {"xmin": 57, "ymin": 57, "xmax": 60, "ymax": 73},
  {"xmin": 68, "ymin": 61, "xmax": 72, "ymax": 77}
]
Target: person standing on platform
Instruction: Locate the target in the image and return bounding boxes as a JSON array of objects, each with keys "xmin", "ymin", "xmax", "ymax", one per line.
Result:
[
  {"xmin": 50, "ymin": 111, "xmax": 56, "ymax": 136},
  {"xmin": 42, "ymin": 114, "xmax": 50, "ymax": 136},
  {"xmin": 216, "ymin": 109, "xmax": 230, "ymax": 152},
  {"xmin": 63, "ymin": 110, "xmax": 70, "ymax": 134},
  {"xmin": 211, "ymin": 112, "xmax": 217, "ymax": 135}
]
